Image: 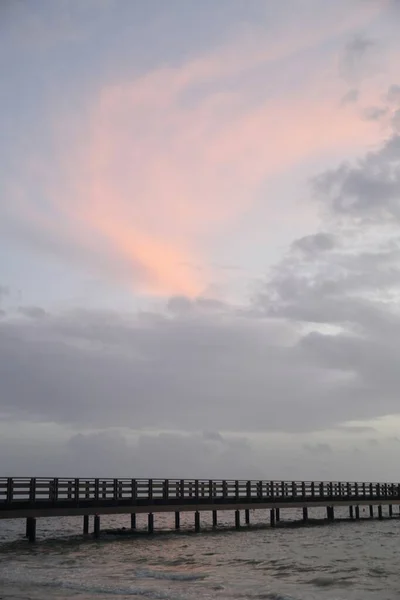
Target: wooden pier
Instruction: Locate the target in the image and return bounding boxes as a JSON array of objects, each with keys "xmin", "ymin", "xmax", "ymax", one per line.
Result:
[{"xmin": 1, "ymin": 478, "xmax": 399, "ymax": 542}]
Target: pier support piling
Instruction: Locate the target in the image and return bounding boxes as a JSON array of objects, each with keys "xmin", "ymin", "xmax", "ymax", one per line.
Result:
[
  {"xmin": 194, "ymin": 511, "xmax": 200, "ymax": 533},
  {"xmin": 378, "ymin": 505, "xmax": 383, "ymax": 520},
  {"xmin": 94, "ymin": 515, "xmax": 100, "ymax": 538},
  {"xmin": 130, "ymin": 513, "xmax": 136, "ymax": 530},
  {"xmin": 26, "ymin": 517, "xmax": 36, "ymax": 543},
  {"xmin": 83, "ymin": 515, "xmax": 89, "ymax": 535},
  {"xmin": 327, "ymin": 506, "xmax": 334, "ymax": 521},
  {"xmin": 175, "ymin": 511, "xmax": 180, "ymax": 530},
  {"xmin": 235, "ymin": 510, "xmax": 240, "ymax": 530},
  {"xmin": 349, "ymin": 506, "xmax": 354, "ymax": 520},
  {"xmin": 270, "ymin": 509, "xmax": 276, "ymax": 528},
  {"xmin": 302, "ymin": 507, "xmax": 309, "ymax": 523},
  {"xmin": 355, "ymin": 506, "xmax": 360, "ymax": 520},
  {"xmin": 275, "ymin": 508, "xmax": 280, "ymax": 522},
  {"xmin": 369, "ymin": 505, "xmax": 374, "ymax": 518},
  {"xmin": 245, "ymin": 509, "xmax": 250, "ymax": 525},
  {"xmin": 389, "ymin": 505, "xmax": 393, "ymax": 518},
  {"xmin": 212, "ymin": 510, "xmax": 218, "ymax": 528},
  {"xmin": 148, "ymin": 513, "xmax": 154, "ymax": 534}
]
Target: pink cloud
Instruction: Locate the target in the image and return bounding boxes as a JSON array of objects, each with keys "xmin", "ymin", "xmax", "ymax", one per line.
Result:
[{"xmin": 26, "ymin": 1, "xmax": 395, "ymax": 297}]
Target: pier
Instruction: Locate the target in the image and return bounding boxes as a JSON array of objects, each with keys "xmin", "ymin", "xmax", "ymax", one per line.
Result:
[{"xmin": 1, "ymin": 478, "xmax": 399, "ymax": 542}]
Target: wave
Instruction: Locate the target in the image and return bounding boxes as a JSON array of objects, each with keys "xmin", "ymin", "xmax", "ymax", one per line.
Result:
[
  {"xmin": 135, "ymin": 568, "xmax": 208, "ymax": 582},
  {"xmin": 308, "ymin": 575, "xmax": 354, "ymax": 588},
  {"xmin": 0, "ymin": 577, "xmax": 186, "ymax": 599}
]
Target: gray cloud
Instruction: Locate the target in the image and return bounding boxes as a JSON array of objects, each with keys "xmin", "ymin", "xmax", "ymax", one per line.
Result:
[
  {"xmin": 363, "ymin": 106, "xmax": 388, "ymax": 122},
  {"xmin": 340, "ymin": 89, "xmax": 359, "ymax": 105},
  {"xmin": 303, "ymin": 443, "xmax": 332, "ymax": 455},
  {"xmin": 18, "ymin": 305, "xmax": 48, "ymax": 319},
  {"xmin": 386, "ymin": 84, "xmax": 400, "ymax": 104},
  {"xmin": 340, "ymin": 36, "xmax": 376, "ymax": 81},
  {"xmin": 313, "ymin": 134, "xmax": 400, "ymax": 221},
  {"xmin": 291, "ymin": 233, "xmax": 337, "ymax": 254}
]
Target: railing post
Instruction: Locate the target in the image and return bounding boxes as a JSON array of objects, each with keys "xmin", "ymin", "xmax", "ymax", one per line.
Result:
[
  {"xmin": 209, "ymin": 479, "xmax": 213, "ymax": 500},
  {"xmin": 302, "ymin": 482, "xmax": 306, "ymax": 498},
  {"xmin": 319, "ymin": 482, "xmax": 324, "ymax": 498},
  {"xmin": 281, "ymin": 481, "xmax": 285, "ymax": 497},
  {"xmin": 53, "ymin": 478, "xmax": 58, "ymax": 502},
  {"xmin": 148, "ymin": 479, "xmax": 153, "ymax": 502},
  {"xmin": 180, "ymin": 479, "xmax": 185, "ymax": 500},
  {"xmin": 95, "ymin": 479, "xmax": 99, "ymax": 501},
  {"xmin": 113, "ymin": 479, "xmax": 118, "ymax": 503},
  {"xmin": 347, "ymin": 482, "xmax": 351, "ymax": 497},
  {"xmin": 257, "ymin": 480, "xmax": 262, "ymax": 500},
  {"xmin": 271, "ymin": 481, "xmax": 275, "ymax": 500},
  {"xmin": 246, "ymin": 480, "xmax": 251, "ymax": 500},
  {"xmin": 235, "ymin": 480, "xmax": 239, "ymax": 501},
  {"xmin": 194, "ymin": 480, "xmax": 199, "ymax": 501},
  {"xmin": 291, "ymin": 481, "xmax": 296, "ymax": 497},
  {"xmin": 311, "ymin": 481, "xmax": 315, "ymax": 498},
  {"xmin": 354, "ymin": 482, "xmax": 359, "ymax": 498},
  {"xmin": 163, "ymin": 479, "xmax": 168, "ymax": 501},
  {"xmin": 29, "ymin": 478, "xmax": 36, "ymax": 503},
  {"xmin": 75, "ymin": 478, "xmax": 80, "ymax": 503},
  {"xmin": 6, "ymin": 478, "xmax": 13, "ymax": 503},
  {"xmin": 131, "ymin": 479, "xmax": 137, "ymax": 503},
  {"xmin": 222, "ymin": 480, "xmax": 228, "ymax": 499}
]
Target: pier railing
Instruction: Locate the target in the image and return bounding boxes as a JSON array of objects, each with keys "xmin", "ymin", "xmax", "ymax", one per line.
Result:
[{"xmin": 1, "ymin": 478, "xmax": 400, "ymax": 506}]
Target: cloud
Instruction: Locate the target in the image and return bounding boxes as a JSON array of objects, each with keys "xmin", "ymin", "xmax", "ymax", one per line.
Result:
[
  {"xmin": 303, "ymin": 443, "xmax": 332, "ymax": 455},
  {"xmin": 340, "ymin": 35, "xmax": 376, "ymax": 81},
  {"xmin": 1, "ymin": 1, "xmax": 389, "ymax": 298},
  {"xmin": 291, "ymin": 233, "xmax": 337, "ymax": 255},
  {"xmin": 341, "ymin": 88, "xmax": 359, "ymax": 105},
  {"xmin": 18, "ymin": 306, "xmax": 48, "ymax": 319},
  {"xmin": 314, "ymin": 134, "xmax": 400, "ymax": 222}
]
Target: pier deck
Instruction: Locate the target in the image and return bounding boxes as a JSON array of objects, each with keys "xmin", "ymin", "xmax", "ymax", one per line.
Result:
[{"xmin": 1, "ymin": 478, "xmax": 399, "ymax": 541}]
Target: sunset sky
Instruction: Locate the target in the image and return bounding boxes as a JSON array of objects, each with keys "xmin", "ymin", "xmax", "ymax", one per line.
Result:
[{"xmin": 1, "ymin": 0, "xmax": 400, "ymax": 479}]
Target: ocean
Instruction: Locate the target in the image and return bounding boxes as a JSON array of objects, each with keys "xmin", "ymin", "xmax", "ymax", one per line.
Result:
[{"xmin": 0, "ymin": 506, "xmax": 399, "ymax": 600}]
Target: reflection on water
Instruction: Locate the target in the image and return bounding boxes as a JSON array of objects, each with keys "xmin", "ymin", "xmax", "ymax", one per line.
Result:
[{"xmin": 0, "ymin": 506, "xmax": 399, "ymax": 599}]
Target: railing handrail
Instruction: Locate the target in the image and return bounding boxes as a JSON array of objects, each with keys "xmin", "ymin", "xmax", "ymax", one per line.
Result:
[{"xmin": 1, "ymin": 477, "xmax": 400, "ymax": 508}]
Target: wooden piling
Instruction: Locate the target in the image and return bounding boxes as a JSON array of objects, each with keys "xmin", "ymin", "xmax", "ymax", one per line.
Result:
[
  {"xmin": 83, "ymin": 514, "xmax": 89, "ymax": 534},
  {"xmin": 378, "ymin": 505, "xmax": 383, "ymax": 520},
  {"xmin": 349, "ymin": 505, "xmax": 354, "ymax": 520},
  {"xmin": 175, "ymin": 511, "xmax": 180, "ymax": 530},
  {"xmin": 212, "ymin": 510, "xmax": 217, "ymax": 528},
  {"xmin": 270, "ymin": 509, "xmax": 276, "ymax": 527},
  {"xmin": 94, "ymin": 515, "xmax": 100, "ymax": 538},
  {"xmin": 194, "ymin": 511, "xmax": 200, "ymax": 533},
  {"xmin": 130, "ymin": 513, "xmax": 136, "ymax": 530},
  {"xmin": 275, "ymin": 508, "xmax": 280, "ymax": 522},
  {"xmin": 389, "ymin": 505, "xmax": 393, "ymax": 518},
  {"xmin": 235, "ymin": 510, "xmax": 240, "ymax": 529},
  {"xmin": 369, "ymin": 505, "xmax": 374, "ymax": 518},
  {"xmin": 148, "ymin": 513, "xmax": 154, "ymax": 534},
  {"xmin": 27, "ymin": 517, "xmax": 36, "ymax": 543},
  {"xmin": 355, "ymin": 506, "xmax": 360, "ymax": 520},
  {"xmin": 245, "ymin": 509, "xmax": 250, "ymax": 525},
  {"xmin": 302, "ymin": 506, "xmax": 308, "ymax": 522}
]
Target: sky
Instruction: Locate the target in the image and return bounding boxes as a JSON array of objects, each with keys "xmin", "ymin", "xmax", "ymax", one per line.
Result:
[{"xmin": 1, "ymin": 0, "xmax": 400, "ymax": 480}]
